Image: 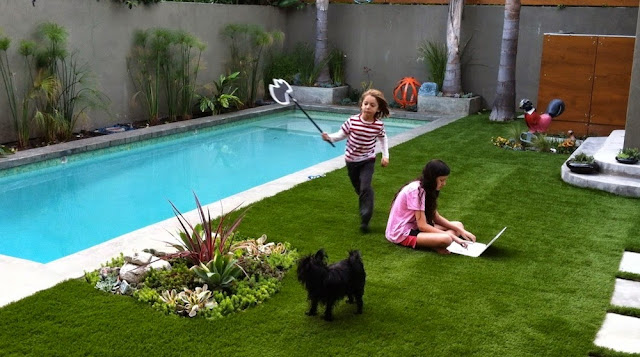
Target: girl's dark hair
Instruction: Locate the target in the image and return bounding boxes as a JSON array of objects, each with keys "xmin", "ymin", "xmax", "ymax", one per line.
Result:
[
  {"xmin": 390, "ymin": 159, "xmax": 450, "ymax": 225},
  {"xmin": 360, "ymin": 89, "xmax": 390, "ymax": 120},
  {"xmin": 419, "ymin": 159, "xmax": 450, "ymax": 224}
]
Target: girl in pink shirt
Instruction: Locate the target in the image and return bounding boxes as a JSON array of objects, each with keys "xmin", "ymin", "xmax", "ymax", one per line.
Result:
[
  {"xmin": 385, "ymin": 159, "xmax": 475, "ymax": 254},
  {"xmin": 322, "ymin": 89, "xmax": 389, "ymax": 233}
]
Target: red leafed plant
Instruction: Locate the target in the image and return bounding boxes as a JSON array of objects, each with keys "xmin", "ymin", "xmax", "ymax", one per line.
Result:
[{"xmin": 165, "ymin": 192, "xmax": 247, "ymax": 266}]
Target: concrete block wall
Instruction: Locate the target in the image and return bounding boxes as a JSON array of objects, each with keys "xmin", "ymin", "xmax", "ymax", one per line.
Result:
[
  {"xmin": 0, "ymin": 0, "xmax": 637, "ymax": 143},
  {"xmin": 0, "ymin": 0, "xmax": 286, "ymax": 143}
]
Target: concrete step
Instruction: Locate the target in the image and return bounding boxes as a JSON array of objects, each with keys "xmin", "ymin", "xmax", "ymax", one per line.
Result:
[
  {"xmin": 562, "ymin": 132, "xmax": 640, "ymax": 197},
  {"xmin": 561, "ymin": 165, "xmax": 640, "ymax": 197},
  {"xmin": 594, "ymin": 130, "xmax": 640, "ymax": 178}
]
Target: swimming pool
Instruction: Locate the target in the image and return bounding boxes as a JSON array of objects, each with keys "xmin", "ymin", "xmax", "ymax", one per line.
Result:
[{"xmin": 0, "ymin": 110, "xmax": 424, "ymax": 263}]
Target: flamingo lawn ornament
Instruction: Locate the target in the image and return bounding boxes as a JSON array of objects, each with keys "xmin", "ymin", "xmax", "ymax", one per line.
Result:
[{"xmin": 519, "ymin": 98, "xmax": 565, "ymax": 133}]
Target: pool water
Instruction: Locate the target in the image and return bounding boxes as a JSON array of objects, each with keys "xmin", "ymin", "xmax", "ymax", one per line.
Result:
[{"xmin": 0, "ymin": 110, "xmax": 424, "ymax": 263}]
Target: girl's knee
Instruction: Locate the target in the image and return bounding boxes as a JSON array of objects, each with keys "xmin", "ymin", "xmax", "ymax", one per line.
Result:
[
  {"xmin": 438, "ymin": 235, "xmax": 453, "ymax": 247},
  {"xmin": 451, "ymin": 221, "xmax": 464, "ymax": 231}
]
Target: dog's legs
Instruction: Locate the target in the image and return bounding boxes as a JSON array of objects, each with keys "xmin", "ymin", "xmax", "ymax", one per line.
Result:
[
  {"xmin": 323, "ymin": 299, "xmax": 335, "ymax": 321},
  {"xmin": 355, "ymin": 294, "xmax": 363, "ymax": 314},
  {"xmin": 306, "ymin": 299, "xmax": 318, "ymax": 316}
]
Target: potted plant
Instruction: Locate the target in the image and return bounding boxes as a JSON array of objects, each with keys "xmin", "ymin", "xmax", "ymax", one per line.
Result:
[
  {"xmin": 615, "ymin": 147, "xmax": 639, "ymax": 164},
  {"xmin": 566, "ymin": 153, "xmax": 599, "ymax": 174}
]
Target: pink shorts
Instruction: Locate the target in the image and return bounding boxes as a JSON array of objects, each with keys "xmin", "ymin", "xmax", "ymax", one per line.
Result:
[{"xmin": 399, "ymin": 232, "xmax": 418, "ymax": 249}]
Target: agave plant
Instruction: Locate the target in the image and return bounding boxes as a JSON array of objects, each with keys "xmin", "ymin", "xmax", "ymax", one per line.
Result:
[
  {"xmin": 191, "ymin": 253, "xmax": 244, "ymax": 291},
  {"xmin": 176, "ymin": 284, "xmax": 217, "ymax": 318},
  {"xmin": 165, "ymin": 192, "xmax": 247, "ymax": 266}
]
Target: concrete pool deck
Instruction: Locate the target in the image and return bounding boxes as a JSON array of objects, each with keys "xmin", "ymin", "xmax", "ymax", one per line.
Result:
[{"xmin": 0, "ymin": 104, "xmax": 460, "ymax": 307}]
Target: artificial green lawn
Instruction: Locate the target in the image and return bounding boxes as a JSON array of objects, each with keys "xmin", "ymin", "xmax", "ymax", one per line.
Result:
[{"xmin": 1, "ymin": 113, "xmax": 639, "ymax": 356}]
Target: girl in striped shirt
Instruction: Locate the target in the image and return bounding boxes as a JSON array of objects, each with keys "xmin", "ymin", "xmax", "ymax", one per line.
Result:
[{"xmin": 321, "ymin": 89, "xmax": 390, "ymax": 233}]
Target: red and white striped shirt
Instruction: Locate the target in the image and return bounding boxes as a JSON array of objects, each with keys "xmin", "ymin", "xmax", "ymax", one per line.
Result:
[{"xmin": 327, "ymin": 114, "xmax": 389, "ymax": 162}]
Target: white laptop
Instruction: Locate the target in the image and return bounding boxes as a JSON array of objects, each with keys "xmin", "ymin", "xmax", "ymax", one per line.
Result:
[{"xmin": 446, "ymin": 227, "xmax": 508, "ymax": 257}]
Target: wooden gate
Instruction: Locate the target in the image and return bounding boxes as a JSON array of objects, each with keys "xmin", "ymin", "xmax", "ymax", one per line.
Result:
[{"xmin": 537, "ymin": 33, "xmax": 635, "ymax": 137}]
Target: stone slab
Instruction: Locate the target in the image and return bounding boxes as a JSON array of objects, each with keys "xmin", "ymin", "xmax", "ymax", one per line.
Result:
[
  {"xmin": 290, "ymin": 85, "xmax": 349, "ymax": 105},
  {"xmin": 594, "ymin": 313, "xmax": 640, "ymax": 354},
  {"xmin": 594, "ymin": 130, "xmax": 640, "ymax": 177},
  {"xmin": 620, "ymin": 251, "xmax": 640, "ymax": 274},
  {"xmin": 561, "ymin": 136, "xmax": 640, "ymax": 197},
  {"xmin": 611, "ymin": 278, "xmax": 640, "ymax": 309},
  {"xmin": 417, "ymin": 95, "xmax": 482, "ymax": 116}
]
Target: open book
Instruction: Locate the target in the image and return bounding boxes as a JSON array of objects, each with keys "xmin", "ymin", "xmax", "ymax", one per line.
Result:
[{"xmin": 446, "ymin": 227, "xmax": 508, "ymax": 257}]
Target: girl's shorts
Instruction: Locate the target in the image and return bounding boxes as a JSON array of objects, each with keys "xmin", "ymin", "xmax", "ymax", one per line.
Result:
[{"xmin": 398, "ymin": 229, "xmax": 420, "ymax": 249}]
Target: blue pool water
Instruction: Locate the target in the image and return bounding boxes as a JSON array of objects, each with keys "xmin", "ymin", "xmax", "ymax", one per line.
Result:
[{"xmin": 0, "ymin": 110, "xmax": 424, "ymax": 263}]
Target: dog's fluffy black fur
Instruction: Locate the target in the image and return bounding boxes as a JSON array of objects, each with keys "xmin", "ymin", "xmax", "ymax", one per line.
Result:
[{"xmin": 296, "ymin": 249, "xmax": 366, "ymax": 321}]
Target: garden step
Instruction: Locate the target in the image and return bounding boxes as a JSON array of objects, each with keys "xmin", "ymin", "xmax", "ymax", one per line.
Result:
[
  {"xmin": 593, "ymin": 130, "xmax": 640, "ymax": 178},
  {"xmin": 561, "ymin": 165, "xmax": 640, "ymax": 197},
  {"xmin": 594, "ymin": 313, "xmax": 640, "ymax": 354},
  {"xmin": 562, "ymin": 134, "xmax": 640, "ymax": 197},
  {"xmin": 620, "ymin": 251, "xmax": 640, "ymax": 275},
  {"xmin": 611, "ymin": 278, "xmax": 640, "ymax": 309}
]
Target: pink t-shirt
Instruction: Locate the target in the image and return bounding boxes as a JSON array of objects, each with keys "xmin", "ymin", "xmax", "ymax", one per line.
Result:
[{"xmin": 385, "ymin": 181, "xmax": 424, "ymax": 244}]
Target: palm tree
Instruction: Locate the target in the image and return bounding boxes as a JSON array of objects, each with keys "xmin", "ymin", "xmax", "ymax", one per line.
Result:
[
  {"xmin": 314, "ymin": 0, "xmax": 332, "ymax": 86},
  {"xmin": 442, "ymin": 0, "xmax": 463, "ymax": 96},
  {"xmin": 489, "ymin": 0, "xmax": 521, "ymax": 122}
]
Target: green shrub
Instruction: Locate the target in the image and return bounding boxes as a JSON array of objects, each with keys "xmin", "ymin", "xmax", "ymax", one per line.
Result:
[
  {"xmin": 142, "ymin": 260, "xmax": 196, "ymax": 291},
  {"xmin": 617, "ymin": 147, "xmax": 640, "ymax": 160},
  {"xmin": 570, "ymin": 153, "xmax": 595, "ymax": 164},
  {"xmin": 417, "ymin": 40, "xmax": 446, "ymax": 90},
  {"xmin": 133, "ymin": 286, "xmax": 162, "ymax": 305}
]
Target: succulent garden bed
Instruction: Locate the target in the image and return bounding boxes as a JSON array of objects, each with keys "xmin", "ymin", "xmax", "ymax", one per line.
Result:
[
  {"xmin": 84, "ymin": 195, "xmax": 298, "ymax": 320},
  {"xmin": 85, "ymin": 234, "xmax": 297, "ymax": 319}
]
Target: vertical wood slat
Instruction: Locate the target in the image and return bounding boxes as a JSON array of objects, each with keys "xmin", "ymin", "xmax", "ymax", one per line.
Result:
[
  {"xmin": 537, "ymin": 34, "xmax": 635, "ymax": 137},
  {"xmin": 538, "ymin": 34, "xmax": 597, "ymax": 136},
  {"xmin": 589, "ymin": 36, "xmax": 635, "ymax": 126}
]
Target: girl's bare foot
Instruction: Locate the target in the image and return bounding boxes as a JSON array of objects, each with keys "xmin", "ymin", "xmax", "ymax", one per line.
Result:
[{"xmin": 434, "ymin": 247, "xmax": 451, "ymax": 255}]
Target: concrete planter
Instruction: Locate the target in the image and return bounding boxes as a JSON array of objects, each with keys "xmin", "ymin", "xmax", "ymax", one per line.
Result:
[
  {"xmin": 417, "ymin": 95, "xmax": 482, "ymax": 117},
  {"xmin": 290, "ymin": 85, "xmax": 349, "ymax": 105}
]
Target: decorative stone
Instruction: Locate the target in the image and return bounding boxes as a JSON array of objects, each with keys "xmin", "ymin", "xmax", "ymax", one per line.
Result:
[
  {"xmin": 418, "ymin": 82, "xmax": 438, "ymax": 96},
  {"xmin": 290, "ymin": 85, "xmax": 350, "ymax": 105},
  {"xmin": 125, "ymin": 251, "xmax": 154, "ymax": 265},
  {"xmin": 119, "ymin": 263, "xmax": 147, "ymax": 284},
  {"xmin": 149, "ymin": 259, "xmax": 171, "ymax": 271},
  {"xmin": 417, "ymin": 95, "xmax": 482, "ymax": 116},
  {"xmin": 119, "ymin": 253, "xmax": 171, "ymax": 283}
]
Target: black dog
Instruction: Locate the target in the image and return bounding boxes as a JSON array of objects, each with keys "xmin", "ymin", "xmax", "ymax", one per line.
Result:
[{"xmin": 296, "ymin": 249, "xmax": 366, "ymax": 321}]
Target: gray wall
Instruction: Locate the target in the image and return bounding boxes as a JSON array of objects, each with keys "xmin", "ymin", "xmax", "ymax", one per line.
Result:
[
  {"xmin": 0, "ymin": 0, "xmax": 287, "ymax": 143},
  {"xmin": 287, "ymin": 5, "xmax": 637, "ymax": 109},
  {"xmin": 0, "ymin": 1, "xmax": 637, "ymax": 143}
]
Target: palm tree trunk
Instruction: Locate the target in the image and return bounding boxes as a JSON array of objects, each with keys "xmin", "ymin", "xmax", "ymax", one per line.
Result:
[
  {"xmin": 314, "ymin": 0, "xmax": 331, "ymax": 86},
  {"xmin": 442, "ymin": 0, "xmax": 463, "ymax": 96},
  {"xmin": 490, "ymin": 0, "xmax": 521, "ymax": 122}
]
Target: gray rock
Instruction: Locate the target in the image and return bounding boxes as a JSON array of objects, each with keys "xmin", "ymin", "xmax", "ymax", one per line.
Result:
[
  {"xmin": 418, "ymin": 82, "xmax": 438, "ymax": 96},
  {"xmin": 125, "ymin": 251, "xmax": 154, "ymax": 265}
]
